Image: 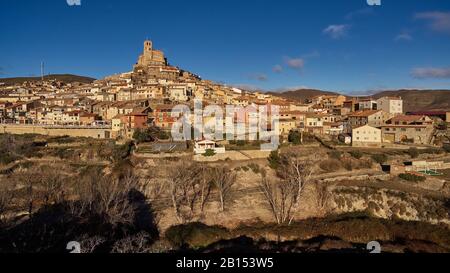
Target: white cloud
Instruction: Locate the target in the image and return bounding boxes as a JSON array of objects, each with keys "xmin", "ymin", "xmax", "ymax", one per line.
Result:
[
  {"xmin": 284, "ymin": 57, "xmax": 305, "ymax": 70},
  {"xmin": 395, "ymin": 32, "xmax": 413, "ymax": 42},
  {"xmin": 411, "ymin": 67, "xmax": 450, "ymax": 79},
  {"xmin": 415, "ymin": 11, "xmax": 450, "ymax": 34},
  {"xmin": 272, "ymin": 65, "xmax": 283, "ymax": 73},
  {"xmin": 323, "ymin": 24, "xmax": 350, "ymax": 39}
]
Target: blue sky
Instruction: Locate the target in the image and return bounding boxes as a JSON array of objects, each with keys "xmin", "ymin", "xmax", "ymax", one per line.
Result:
[{"xmin": 1, "ymin": 0, "xmax": 450, "ymax": 94}]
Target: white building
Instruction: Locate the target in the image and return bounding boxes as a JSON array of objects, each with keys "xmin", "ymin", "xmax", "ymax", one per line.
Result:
[
  {"xmin": 376, "ymin": 96, "xmax": 403, "ymax": 115},
  {"xmin": 194, "ymin": 140, "xmax": 226, "ymax": 154},
  {"xmin": 352, "ymin": 124, "xmax": 382, "ymax": 147}
]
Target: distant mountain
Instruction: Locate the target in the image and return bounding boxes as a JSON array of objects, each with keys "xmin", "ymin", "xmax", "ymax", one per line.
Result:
[
  {"xmin": 274, "ymin": 88, "xmax": 450, "ymax": 112},
  {"xmin": 371, "ymin": 89, "xmax": 450, "ymax": 112},
  {"xmin": 0, "ymin": 74, "xmax": 96, "ymax": 85},
  {"xmin": 268, "ymin": 89, "xmax": 339, "ymax": 103}
]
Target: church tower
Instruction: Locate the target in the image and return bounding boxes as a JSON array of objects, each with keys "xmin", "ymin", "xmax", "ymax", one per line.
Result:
[{"xmin": 144, "ymin": 40, "xmax": 153, "ymax": 52}]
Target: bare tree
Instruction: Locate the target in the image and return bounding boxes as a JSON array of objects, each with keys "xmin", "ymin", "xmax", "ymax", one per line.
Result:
[
  {"xmin": 71, "ymin": 172, "xmax": 143, "ymax": 227},
  {"xmin": 314, "ymin": 181, "xmax": 330, "ymax": 216},
  {"xmin": 38, "ymin": 166, "xmax": 65, "ymax": 205},
  {"xmin": 78, "ymin": 235, "xmax": 107, "ymax": 253},
  {"xmin": 211, "ymin": 166, "xmax": 236, "ymax": 212},
  {"xmin": 166, "ymin": 160, "xmax": 202, "ymax": 223},
  {"xmin": 259, "ymin": 153, "xmax": 314, "ymax": 225},
  {"xmin": 0, "ymin": 182, "xmax": 13, "ymax": 223},
  {"xmin": 198, "ymin": 164, "xmax": 213, "ymax": 213},
  {"xmin": 11, "ymin": 167, "xmax": 39, "ymax": 215},
  {"xmin": 111, "ymin": 231, "xmax": 152, "ymax": 253}
]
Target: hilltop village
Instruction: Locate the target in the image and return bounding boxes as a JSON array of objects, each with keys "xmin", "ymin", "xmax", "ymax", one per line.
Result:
[{"xmin": 0, "ymin": 40, "xmax": 449, "ymax": 150}]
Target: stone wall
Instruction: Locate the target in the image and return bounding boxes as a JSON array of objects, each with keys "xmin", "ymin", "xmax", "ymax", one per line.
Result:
[{"xmin": 0, "ymin": 125, "xmax": 112, "ymax": 139}]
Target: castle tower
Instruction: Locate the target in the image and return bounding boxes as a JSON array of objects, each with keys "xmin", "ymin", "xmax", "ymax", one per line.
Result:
[{"xmin": 144, "ymin": 40, "xmax": 153, "ymax": 52}]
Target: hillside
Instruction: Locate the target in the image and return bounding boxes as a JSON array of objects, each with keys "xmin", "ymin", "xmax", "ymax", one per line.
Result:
[
  {"xmin": 0, "ymin": 74, "xmax": 96, "ymax": 85},
  {"xmin": 371, "ymin": 90, "xmax": 450, "ymax": 112},
  {"xmin": 269, "ymin": 89, "xmax": 338, "ymax": 103},
  {"xmin": 274, "ymin": 88, "xmax": 450, "ymax": 111}
]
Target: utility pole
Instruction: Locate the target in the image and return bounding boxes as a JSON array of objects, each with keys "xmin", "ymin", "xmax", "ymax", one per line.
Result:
[{"xmin": 41, "ymin": 61, "xmax": 44, "ymax": 81}]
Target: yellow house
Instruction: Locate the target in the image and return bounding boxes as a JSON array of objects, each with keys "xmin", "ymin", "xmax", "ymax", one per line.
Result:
[
  {"xmin": 279, "ymin": 118, "xmax": 297, "ymax": 136},
  {"xmin": 352, "ymin": 124, "xmax": 381, "ymax": 147}
]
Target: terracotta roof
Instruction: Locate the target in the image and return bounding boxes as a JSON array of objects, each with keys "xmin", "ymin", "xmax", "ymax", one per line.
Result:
[
  {"xmin": 388, "ymin": 115, "xmax": 426, "ymax": 123},
  {"xmin": 349, "ymin": 110, "xmax": 381, "ymax": 117}
]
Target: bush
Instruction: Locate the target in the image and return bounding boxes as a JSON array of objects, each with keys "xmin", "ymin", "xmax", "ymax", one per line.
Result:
[
  {"xmin": 236, "ymin": 140, "xmax": 246, "ymax": 146},
  {"xmin": 444, "ymin": 144, "xmax": 450, "ymax": 153},
  {"xmin": 399, "ymin": 173, "xmax": 426, "ymax": 182},
  {"xmin": 203, "ymin": 149, "xmax": 216, "ymax": 157},
  {"xmin": 328, "ymin": 150, "xmax": 342, "ymax": 160},
  {"xmin": 133, "ymin": 129, "xmax": 151, "ymax": 144},
  {"xmin": 112, "ymin": 142, "xmax": 133, "ymax": 162},
  {"xmin": 341, "ymin": 158, "xmax": 353, "ymax": 171},
  {"xmin": 357, "ymin": 159, "xmax": 373, "ymax": 169},
  {"xmin": 349, "ymin": 150, "xmax": 363, "ymax": 159},
  {"xmin": 133, "ymin": 128, "xmax": 170, "ymax": 143},
  {"xmin": 247, "ymin": 163, "xmax": 261, "ymax": 174},
  {"xmin": 267, "ymin": 150, "xmax": 281, "ymax": 169},
  {"xmin": 0, "ymin": 152, "xmax": 19, "ymax": 165},
  {"xmin": 371, "ymin": 154, "xmax": 388, "ymax": 164},
  {"xmin": 407, "ymin": 147, "xmax": 419, "ymax": 158},
  {"xmin": 319, "ymin": 159, "xmax": 342, "ymax": 172},
  {"xmin": 288, "ymin": 130, "xmax": 302, "ymax": 145},
  {"xmin": 165, "ymin": 222, "xmax": 229, "ymax": 248},
  {"xmin": 422, "ymin": 148, "xmax": 443, "ymax": 155}
]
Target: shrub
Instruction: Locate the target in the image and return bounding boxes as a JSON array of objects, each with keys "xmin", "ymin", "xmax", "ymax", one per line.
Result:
[
  {"xmin": 349, "ymin": 150, "xmax": 363, "ymax": 159},
  {"xmin": 112, "ymin": 142, "xmax": 133, "ymax": 162},
  {"xmin": 443, "ymin": 144, "xmax": 450, "ymax": 153},
  {"xmin": 236, "ymin": 140, "xmax": 246, "ymax": 146},
  {"xmin": 407, "ymin": 147, "xmax": 419, "ymax": 158},
  {"xmin": 341, "ymin": 158, "xmax": 353, "ymax": 171},
  {"xmin": 165, "ymin": 222, "xmax": 229, "ymax": 248},
  {"xmin": 288, "ymin": 130, "xmax": 302, "ymax": 145},
  {"xmin": 133, "ymin": 127, "xmax": 170, "ymax": 143},
  {"xmin": 0, "ymin": 152, "xmax": 19, "ymax": 165},
  {"xmin": 371, "ymin": 154, "xmax": 388, "ymax": 164},
  {"xmin": 422, "ymin": 148, "xmax": 443, "ymax": 155},
  {"xmin": 203, "ymin": 149, "xmax": 216, "ymax": 157},
  {"xmin": 399, "ymin": 173, "xmax": 426, "ymax": 182},
  {"xmin": 267, "ymin": 150, "xmax": 281, "ymax": 169},
  {"xmin": 357, "ymin": 159, "xmax": 373, "ymax": 169},
  {"xmin": 133, "ymin": 129, "xmax": 151, "ymax": 144},
  {"xmin": 319, "ymin": 159, "xmax": 342, "ymax": 172},
  {"xmin": 328, "ymin": 150, "xmax": 342, "ymax": 160},
  {"xmin": 247, "ymin": 163, "xmax": 261, "ymax": 174}
]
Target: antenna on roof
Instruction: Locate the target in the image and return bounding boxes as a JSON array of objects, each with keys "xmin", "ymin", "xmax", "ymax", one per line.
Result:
[{"xmin": 41, "ymin": 61, "xmax": 45, "ymax": 81}]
